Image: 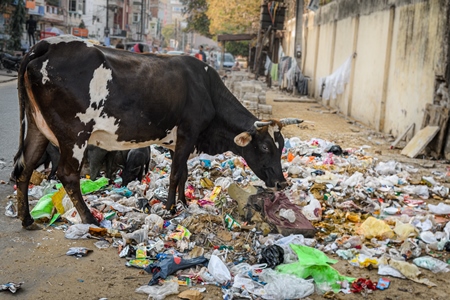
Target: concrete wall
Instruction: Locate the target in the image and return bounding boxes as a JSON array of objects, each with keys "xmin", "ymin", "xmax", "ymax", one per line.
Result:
[{"xmin": 301, "ymin": 0, "xmax": 448, "ymax": 137}]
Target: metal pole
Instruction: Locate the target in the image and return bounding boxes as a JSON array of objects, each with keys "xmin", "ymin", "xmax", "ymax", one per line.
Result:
[
  {"xmin": 104, "ymin": 0, "xmax": 110, "ymax": 46},
  {"xmin": 294, "ymin": 0, "xmax": 304, "ymax": 69},
  {"xmin": 141, "ymin": 0, "xmax": 145, "ymax": 42}
]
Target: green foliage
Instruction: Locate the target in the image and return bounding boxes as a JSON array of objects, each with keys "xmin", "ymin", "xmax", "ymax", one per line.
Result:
[
  {"xmin": 180, "ymin": 0, "xmax": 211, "ymax": 38},
  {"xmin": 225, "ymin": 41, "xmax": 249, "ymax": 57},
  {"xmin": 79, "ymin": 19, "xmax": 86, "ymax": 29},
  {"xmin": 161, "ymin": 24, "xmax": 175, "ymax": 47},
  {"xmin": 8, "ymin": 0, "xmax": 26, "ymax": 51}
]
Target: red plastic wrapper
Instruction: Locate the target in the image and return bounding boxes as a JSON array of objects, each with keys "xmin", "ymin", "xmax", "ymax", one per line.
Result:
[
  {"xmin": 90, "ymin": 208, "xmax": 104, "ymax": 223},
  {"xmin": 351, "ymin": 278, "xmax": 376, "ymax": 293}
]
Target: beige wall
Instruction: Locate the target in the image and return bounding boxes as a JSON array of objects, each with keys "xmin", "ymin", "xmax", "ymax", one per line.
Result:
[{"xmin": 301, "ymin": 0, "xmax": 448, "ymax": 136}]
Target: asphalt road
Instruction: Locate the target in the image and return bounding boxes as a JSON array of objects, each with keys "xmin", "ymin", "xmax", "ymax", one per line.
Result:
[{"xmin": 0, "ymin": 80, "xmax": 19, "ymax": 195}]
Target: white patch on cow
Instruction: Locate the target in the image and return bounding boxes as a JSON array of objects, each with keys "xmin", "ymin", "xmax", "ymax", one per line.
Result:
[
  {"xmin": 72, "ymin": 142, "xmax": 87, "ymax": 165},
  {"xmin": 44, "ymin": 35, "xmax": 94, "ymax": 47},
  {"xmin": 76, "ymin": 64, "xmax": 119, "ymax": 148},
  {"xmin": 41, "ymin": 59, "xmax": 50, "ymax": 84},
  {"xmin": 204, "ymin": 66, "xmax": 208, "ymax": 72},
  {"xmin": 268, "ymin": 125, "xmax": 280, "ymax": 149}
]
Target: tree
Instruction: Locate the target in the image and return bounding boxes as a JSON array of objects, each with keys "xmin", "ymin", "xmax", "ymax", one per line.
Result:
[
  {"xmin": 79, "ymin": 19, "xmax": 86, "ymax": 29},
  {"xmin": 161, "ymin": 24, "xmax": 175, "ymax": 48},
  {"xmin": 181, "ymin": 0, "xmax": 211, "ymax": 38},
  {"xmin": 206, "ymin": 0, "xmax": 260, "ymax": 35},
  {"xmin": 8, "ymin": 0, "xmax": 26, "ymax": 51},
  {"xmin": 226, "ymin": 41, "xmax": 249, "ymax": 57}
]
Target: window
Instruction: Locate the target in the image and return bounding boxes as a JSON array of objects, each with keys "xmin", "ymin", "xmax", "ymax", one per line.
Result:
[
  {"xmin": 133, "ymin": 13, "xmax": 140, "ymax": 23},
  {"xmin": 69, "ymin": 0, "xmax": 76, "ymax": 12}
]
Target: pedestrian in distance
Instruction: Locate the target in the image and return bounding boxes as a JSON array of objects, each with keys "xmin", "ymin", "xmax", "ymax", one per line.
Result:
[
  {"xmin": 26, "ymin": 15, "xmax": 37, "ymax": 47},
  {"xmin": 116, "ymin": 42, "xmax": 124, "ymax": 49},
  {"xmin": 131, "ymin": 43, "xmax": 144, "ymax": 53},
  {"xmin": 199, "ymin": 45, "xmax": 207, "ymax": 63}
]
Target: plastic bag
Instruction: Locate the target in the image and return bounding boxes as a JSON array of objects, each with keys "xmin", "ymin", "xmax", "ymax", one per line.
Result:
[
  {"xmin": 276, "ymin": 244, "xmax": 355, "ymax": 293},
  {"xmin": 145, "ymin": 214, "xmax": 164, "ymax": 233},
  {"xmin": 62, "ymin": 207, "xmax": 82, "ymax": 224},
  {"xmin": 428, "ymin": 203, "xmax": 450, "ymax": 215},
  {"xmin": 30, "ymin": 193, "xmax": 54, "ymax": 219},
  {"xmin": 1, "ymin": 282, "xmax": 24, "ymax": 293},
  {"xmin": 121, "ymin": 226, "xmax": 149, "ymax": 244},
  {"xmin": 357, "ymin": 217, "xmax": 395, "ymax": 240},
  {"xmin": 260, "ymin": 269, "xmax": 315, "ymax": 300},
  {"xmin": 302, "ymin": 193, "xmax": 322, "ymax": 221},
  {"xmin": 80, "ymin": 177, "xmax": 109, "ymax": 194},
  {"xmin": 420, "ymin": 231, "xmax": 437, "ymax": 244},
  {"xmin": 135, "ymin": 281, "xmax": 179, "ymax": 300},
  {"xmin": 259, "ymin": 245, "xmax": 284, "ymax": 269},
  {"xmin": 413, "ymin": 256, "xmax": 450, "ymax": 273},
  {"xmin": 5, "ymin": 201, "xmax": 17, "ymax": 217},
  {"xmin": 279, "ymin": 208, "xmax": 296, "ymax": 223},
  {"xmin": 65, "ymin": 224, "xmax": 97, "ymax": 239},
  {"xmin": 394, "ymin": 221, "xmax": 418, "ymax": 241},
  {"xmin": 208, "ymin": 255, "xmax": 231, "ymax": 284},
  {"xmin": 66, "ymin": 247, "xmax": 92, "ymax": 257}
]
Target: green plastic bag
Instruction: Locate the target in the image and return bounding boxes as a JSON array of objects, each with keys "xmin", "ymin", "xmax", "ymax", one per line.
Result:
[
  {"xmin": 277, "ymin": 244, "xmax": 355, "ymax": 292},
  {"xmin": 31, "ymin": 177, "xmax": 109, "ymax": 220},
  {"xmin": 30, "ymin": 194, "xmax": 54, "ymax": 219},
  {"xmin": 80, "ymin": 177, "xmax": 109, "ymax": 194}
]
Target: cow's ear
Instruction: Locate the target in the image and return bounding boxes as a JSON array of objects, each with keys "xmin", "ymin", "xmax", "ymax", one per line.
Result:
[{"xmin": 234, "ymin": 132, "xmax": 252, "ymax": 147}]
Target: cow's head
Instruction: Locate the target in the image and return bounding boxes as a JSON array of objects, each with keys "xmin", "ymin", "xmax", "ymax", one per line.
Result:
[{"xmin": 234, "ymin": 118, "xmax": 302, "ymax": 190}]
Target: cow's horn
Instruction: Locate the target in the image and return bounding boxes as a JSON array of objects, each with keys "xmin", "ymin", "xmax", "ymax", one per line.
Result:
[
  {"xmin": 254, "ymin": 120, "xmax": 272, "ymax": 129},
  {"xmin": 280, "ymin": 118, "xmax": 303, "ymax": 126}
]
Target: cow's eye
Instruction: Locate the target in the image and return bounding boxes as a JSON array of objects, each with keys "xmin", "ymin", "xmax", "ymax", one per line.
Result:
[{"xmin": 261, "ymin": 144, "xmax": 269, "ymax": 152}]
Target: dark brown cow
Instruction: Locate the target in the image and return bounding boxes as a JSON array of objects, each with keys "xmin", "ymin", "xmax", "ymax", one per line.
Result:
[{"xmin": 13, "ymin": 35, "xmax": 301, "ymax": 228}]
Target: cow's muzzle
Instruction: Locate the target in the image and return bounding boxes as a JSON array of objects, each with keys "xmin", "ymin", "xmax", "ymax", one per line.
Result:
[{"xmin": 275, "ymin": 180, "xmax": 288, "ymax": 190}]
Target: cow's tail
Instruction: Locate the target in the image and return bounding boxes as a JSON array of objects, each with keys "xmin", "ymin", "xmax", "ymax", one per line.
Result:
[{"xmin": 13, "ymin": 42, "xmax": 50, "ymax": 179}]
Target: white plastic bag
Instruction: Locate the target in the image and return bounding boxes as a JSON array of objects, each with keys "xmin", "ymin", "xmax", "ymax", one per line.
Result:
[
  {"xmin": 428, "ymin": 203, "xmax": 450, "ymax": 215},
  {"xmin": 65, "ymin": 224, "xmax": 98, "ymax": 239},
  {"xmin": 207, "ymin": 255, "xmax": 231, "ymax": 283},
  {"xmin": 259, "ymin": 269, "xmax": 315, "ymax": 300},
  {"xmin": 413, "ymin": 256, "xmax": 450, "ymax": 273},
  {"xmin": 135, "ymin": 281, "xmax": 179, "ymax": 300},
  {"xmin": 302, "ymin": 193, "xmax": 322, "ymax": 221}
]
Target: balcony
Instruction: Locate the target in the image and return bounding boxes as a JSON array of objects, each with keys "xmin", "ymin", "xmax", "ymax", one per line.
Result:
[{"xmin": 44, "ymin": 5, "xmax": 64, "ymax": 24}]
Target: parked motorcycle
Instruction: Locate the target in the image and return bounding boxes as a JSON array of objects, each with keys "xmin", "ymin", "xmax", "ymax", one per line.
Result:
[{"xmin": 0, "ymin": 52, "xmax": 22, "ymax": 72}]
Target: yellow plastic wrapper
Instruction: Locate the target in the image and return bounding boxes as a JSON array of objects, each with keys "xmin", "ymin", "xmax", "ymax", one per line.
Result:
[
  {"xmin": 357, "ymin": 217, "xmax": 395, "ymax": 240},
  {"xmin": 350, "ymin": 254, "xmax": 379, "ymax": 268},
  {"xmin": 51, "ymin": 187, "xmax": 66, "ymax": 214}
]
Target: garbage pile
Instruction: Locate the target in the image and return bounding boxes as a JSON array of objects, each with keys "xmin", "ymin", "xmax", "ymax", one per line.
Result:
[{"xmin": 8, "ymin": 137, "xmax": 450, "ymax": 299}]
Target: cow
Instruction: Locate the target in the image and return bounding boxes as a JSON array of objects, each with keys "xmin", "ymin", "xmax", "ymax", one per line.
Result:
[
  {"xmin": 120, "ymin": 147, "xmax": 151, "ymax": 187},
  {"xmin": 13, "ymin": 35, "xmax": 302, "ymax": 229}
]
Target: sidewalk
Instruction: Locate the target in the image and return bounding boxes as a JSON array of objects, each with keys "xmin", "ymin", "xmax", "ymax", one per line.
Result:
[{"xmin": 0, "ymin": 68, "xmax": 18, "ymax": 83}]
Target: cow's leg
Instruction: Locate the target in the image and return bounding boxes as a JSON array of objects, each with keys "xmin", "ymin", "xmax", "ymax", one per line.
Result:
[
  {"xmin": 177, "ymin": 164, "xmax": 188, "ymax": 206},
  {"xmin": 166, "ymin": 138, "xmax": 194, "ymax": 211},
  {"xmin": 14, "ymin": 125, "xmax": 49, "ymax": 229},
  {"xmin": 57, "ymin": 149, "xmax": 98, "ymax": 225}
]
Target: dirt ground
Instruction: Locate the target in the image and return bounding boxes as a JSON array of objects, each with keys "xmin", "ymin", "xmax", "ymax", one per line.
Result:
[{"xmin": 1, "ymin": 88, "xmax": 449, "ymax": 300}]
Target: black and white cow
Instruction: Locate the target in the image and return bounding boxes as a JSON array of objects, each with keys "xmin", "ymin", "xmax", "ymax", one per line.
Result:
[{"xmin": 13, "ymin": 35, "xmax": 301, "ymax": 228}]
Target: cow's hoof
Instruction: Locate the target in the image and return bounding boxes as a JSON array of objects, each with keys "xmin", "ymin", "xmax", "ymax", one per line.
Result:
[
  {"xmin": 81, "ymin": 214, "xmax": 100, "ymax": 226},
  {"xmin": 24, "ymin": 223, "xmax": 43, "ymax": 230}
]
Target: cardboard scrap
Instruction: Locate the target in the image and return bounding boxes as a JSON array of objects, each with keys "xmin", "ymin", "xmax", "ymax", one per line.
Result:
[
  {"xmin": 401, "ymin": 126, "xmax": 439, "ymax": 158},
  {"xmin": 178, "ymin": 290, "xmax": 203, "ymax": 300}
]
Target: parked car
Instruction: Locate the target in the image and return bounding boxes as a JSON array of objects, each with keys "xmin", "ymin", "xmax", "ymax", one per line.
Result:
[{"xmin": 216, "ymin": 52, "xmax": 236, "ymax": 70}]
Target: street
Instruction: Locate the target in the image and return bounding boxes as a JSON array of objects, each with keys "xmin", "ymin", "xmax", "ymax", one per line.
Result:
[
  {"xmin": 0, "ymin": 77, "xmax": 449, "ymax": 299},
  {"xmin": 0, "ymin": 80, "xmax": 19, "ymax": 183}
]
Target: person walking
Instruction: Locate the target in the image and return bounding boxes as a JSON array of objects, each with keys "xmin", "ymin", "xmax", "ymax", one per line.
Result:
[
  {"xmin": 26, "ymin": 15, "xmax": 37, "ymax": 47},
  {"xmin": 199, "ymin": 45, "xmax": 207, "ymax": 63}
]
